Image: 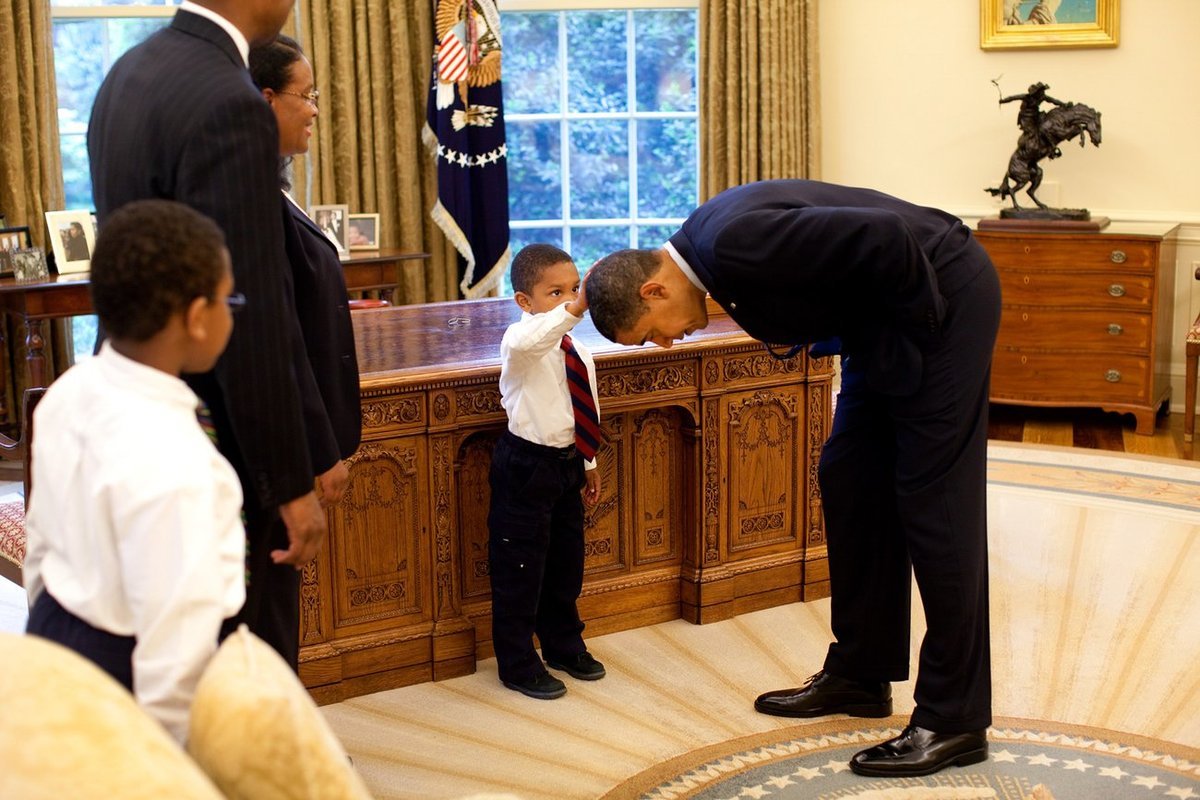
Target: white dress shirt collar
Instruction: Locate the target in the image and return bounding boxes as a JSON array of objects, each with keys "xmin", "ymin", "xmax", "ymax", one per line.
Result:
[
  {"xmin": 663, "ymin": 240, "xmax": 708, "ymax": 293},
  {"xmin": 179, "ymin": 1, "xmax": 250, "ymax": 67}
]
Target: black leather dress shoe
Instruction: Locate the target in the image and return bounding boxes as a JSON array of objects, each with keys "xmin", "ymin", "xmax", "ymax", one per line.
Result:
[
  {"xmin": 754, "ymin": 670, "xmax": 892, "ymax": 718},
  {"xmin": 545, "ymin": 651, "xmax": 606, "ymax": 681},
  {"xmin": 850, "ymin": 725, "xmax": 988, "ymax": 777},
  {"xmin": 502, "ymin": 671, "xmax": 567, "ymax": 700}
]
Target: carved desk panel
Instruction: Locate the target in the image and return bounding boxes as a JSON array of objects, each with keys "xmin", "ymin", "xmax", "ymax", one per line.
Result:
[{"xmin": 302, "ymin": 298, "xmax": 833, "ymax": 703}]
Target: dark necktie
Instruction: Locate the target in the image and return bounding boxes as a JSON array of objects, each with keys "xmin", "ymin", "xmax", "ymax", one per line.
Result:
[{"xmin": 561, "ymin": 334, "xmax": 600, "ymax": 460}]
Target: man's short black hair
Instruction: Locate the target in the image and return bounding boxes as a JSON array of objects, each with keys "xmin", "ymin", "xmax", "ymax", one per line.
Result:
[
  {"xmin": 585, "ymin": 248, "xmax": 662, "ymax": 341},
  {"xmin": 510, "ymin": 243, "xmax": 574, "ymax": 295},
  {"xmin": 90, "ymin": 199, "xmax": 227, "ymax": 342}
]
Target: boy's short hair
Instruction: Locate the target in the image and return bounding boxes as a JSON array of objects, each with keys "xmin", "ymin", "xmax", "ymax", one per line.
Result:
[
  {"xmin": 90, "ymin": 200, "xmax": 227, "ymax": 342},
  {"xmin": 510, "ymin": 243, "xmax": 574, "ymax": 295}
]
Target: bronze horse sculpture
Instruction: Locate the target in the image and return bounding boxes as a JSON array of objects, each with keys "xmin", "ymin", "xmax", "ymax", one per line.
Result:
[{"xmin": 986, "ymin": 102, "xmax": 1102, "ymax": 210}]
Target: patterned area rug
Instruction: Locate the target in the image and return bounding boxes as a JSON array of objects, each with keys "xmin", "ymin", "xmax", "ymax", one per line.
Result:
[{"xmin": 605, "ymin": 716, "xmax": 1200, "ymax": 800}]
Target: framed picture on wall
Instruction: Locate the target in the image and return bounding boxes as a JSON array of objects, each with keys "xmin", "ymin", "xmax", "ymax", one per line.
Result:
[
  {"xmin": 981, "ymin": 0, "xmax": 1119, "ymax": 50},
  {"xmin": 346, "ymin": 213, "xmax": 380, "ymax": 251},
  {"xmin": 45, "ymin": 209, "xmax": 98, "ymax": 274},
  {"xmin": 310, "ymin": 203, "xmax": 350, "ymax": 254}
]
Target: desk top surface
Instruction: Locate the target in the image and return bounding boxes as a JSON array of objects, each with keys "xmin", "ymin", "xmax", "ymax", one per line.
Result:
[{"xmin": 352, "ymin": 297, "xmax": 755, "ymax": 383}]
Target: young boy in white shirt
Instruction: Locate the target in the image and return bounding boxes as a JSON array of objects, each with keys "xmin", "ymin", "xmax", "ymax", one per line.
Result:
[
  {"xmin": 489, "ymin": 244, "xmax": 605, "ymax": 700},
  {"xmin": 23, "ymin": 199, "xmax": 246, "ymax": 744}
]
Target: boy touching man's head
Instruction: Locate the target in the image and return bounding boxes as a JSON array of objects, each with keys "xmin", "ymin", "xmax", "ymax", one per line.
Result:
[
  {"xmin": 488, "ymin": 242, "xmax": 606, "ymax": 700},
  {"xmin": 510, "ymin": 243, "xmax": 587, "ymax": 320}
]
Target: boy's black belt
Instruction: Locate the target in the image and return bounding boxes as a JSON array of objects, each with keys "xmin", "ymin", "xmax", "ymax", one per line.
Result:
[{"xmin": 503, "ymin": 430, "xmax": 578, "ymax": 460}]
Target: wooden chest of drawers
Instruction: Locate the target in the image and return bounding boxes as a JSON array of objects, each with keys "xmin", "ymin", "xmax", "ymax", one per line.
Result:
[{"xmin": 974, "ymin": 223, "xmax": 1179, "ymax": 434}]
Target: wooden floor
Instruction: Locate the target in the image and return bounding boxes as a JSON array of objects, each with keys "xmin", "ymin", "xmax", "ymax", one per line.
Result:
[{"xmin": 987, "ymin": 403, "xmax": 1200, "ymax": 462}]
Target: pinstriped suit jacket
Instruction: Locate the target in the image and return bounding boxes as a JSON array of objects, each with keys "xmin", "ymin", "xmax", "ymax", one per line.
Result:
[{"xmin": 87, "ymin": 11, "xmax": 314, "ymax": 510}]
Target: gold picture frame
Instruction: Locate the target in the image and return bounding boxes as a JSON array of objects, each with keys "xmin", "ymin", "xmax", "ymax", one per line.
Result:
[
  {"xmin": 981, "ymin": 0, "xmax": 1119, "ymax": 51},
  {"xmin": 347, "ymin": 213, "xmax": 381, "ymax": 251}
]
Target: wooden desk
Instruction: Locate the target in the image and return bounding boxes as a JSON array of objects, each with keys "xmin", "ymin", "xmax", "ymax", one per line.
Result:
[
  {"xmin": 0, "ymin": 249, "xmax": 430, "ymax": 414},
  {"xmin": 300, "ymin": 297, "xmax": 834, "ymax": 703}
]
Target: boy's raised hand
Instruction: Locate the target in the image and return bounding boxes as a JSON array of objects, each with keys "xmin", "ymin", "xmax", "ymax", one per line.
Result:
[{"xmin": 565, "ymin": 265, "xmax": 593, "ymax": 318}]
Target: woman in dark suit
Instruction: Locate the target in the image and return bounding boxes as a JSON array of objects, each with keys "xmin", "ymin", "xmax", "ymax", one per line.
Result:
[{"xmin": 250, "ymin": 36, "xmax": 361, "ymax": 494}]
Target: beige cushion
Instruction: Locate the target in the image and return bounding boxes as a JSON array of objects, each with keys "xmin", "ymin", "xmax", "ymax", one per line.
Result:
[
  {"xmin": 187, "ymin": 625, "xmax": 373, "ymax": 800},
  {"xmin": 0, "ymin": 632, "xmax": 224, "ymax": 800}
]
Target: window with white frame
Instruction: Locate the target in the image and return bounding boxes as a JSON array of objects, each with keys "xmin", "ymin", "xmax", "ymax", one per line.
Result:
[
  {"xmin": 48, "ymin": 1, "xmax": 700, "ymax": 312},
  {"xmin": 51, "ymin": 1, "xmax": 182, "ymax": 360},
  {"xmin": 500, "ymin": 1, "xmax": 699, "ymax": 293}
]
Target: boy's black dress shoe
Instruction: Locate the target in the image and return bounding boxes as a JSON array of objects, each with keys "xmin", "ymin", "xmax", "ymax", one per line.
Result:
[
  {"xmin": 502, "ymin": 671, "xmax": 567, "ymax": 700},
  {"xmin": 754, "ymin": 670, "xmax": 892, "ymax": 718},
  {"xmin": 849, "ymin": 725, "xmax": 988, "ymax": 777},
  {"xmin": 545, "ymin": 651, "xmax": 606, "ymax": 680}
]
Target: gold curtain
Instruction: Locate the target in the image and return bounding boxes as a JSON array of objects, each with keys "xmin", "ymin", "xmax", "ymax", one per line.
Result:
[
  {"xmin": 0, "ymin": 0, "xmax": 68, "ymax": 430},
  {"xmin": 699, "ymin": 0, "xmax": 820, "ymax": 200},
  {"xmin": 292, "ymin": 0, "xmax": 458, "ymax": 304}
]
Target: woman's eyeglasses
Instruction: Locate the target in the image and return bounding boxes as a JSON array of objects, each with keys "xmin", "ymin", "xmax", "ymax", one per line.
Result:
[{"xmin": 277, "ymin": 89, "xmax": 319, "ymax": 109}]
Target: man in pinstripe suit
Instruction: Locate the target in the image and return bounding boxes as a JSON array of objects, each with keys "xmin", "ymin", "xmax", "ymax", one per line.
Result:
[{"xmin": 87, "ymin": 0, "xmax": 328, "ymax": 670}]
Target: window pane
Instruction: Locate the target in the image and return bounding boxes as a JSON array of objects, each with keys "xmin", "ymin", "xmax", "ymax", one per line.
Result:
[
  {"xmin": 507, "ymin": 121, "xmax": 562, "ymax": 221},
  {"xmin": 61, "ymin": 133, "xmax": 92, "ymax": 210},
  {"xmin": 634, "ymin": 10, "xmax": 697, "ymax": 112},
  {"xmin": 569, "ymin": 226, "xmax": 630, "ymax": 269},
  {"xmin": 637, "ymin": 118, "xmax": 697, "ymax": 219},
  {"xmin": 636, "ymin": 224, "xmax": 680, "ymax": 249},
  {"xmin": 567, "ymin": 11, "xmax": 626, "ymax": 113},
  {"xmin": 501, "ymin": 12, "xmax": 559, "ymax": 114},
  {"xmin": 569, "ymin": 120, "xmax": 628, "ymax": 219},
  {"xmin": 53, "ymin": 17, "xmax": 169, "ymax": 208}
]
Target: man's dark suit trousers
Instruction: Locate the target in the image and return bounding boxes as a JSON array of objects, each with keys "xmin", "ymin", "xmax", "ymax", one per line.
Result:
[{"xmin": 819, "ymin": 243, "xmax": 1002, "ymax": 734}]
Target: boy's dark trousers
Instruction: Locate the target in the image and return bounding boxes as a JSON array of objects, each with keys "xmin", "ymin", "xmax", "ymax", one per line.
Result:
[{"xmin": 488, "ymin": 431, "xmax": 587, "ymax": 683}]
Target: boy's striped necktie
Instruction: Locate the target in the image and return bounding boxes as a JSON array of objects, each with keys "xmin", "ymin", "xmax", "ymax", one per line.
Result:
[
  {"xmin": 560, "ymin": 334, "xmax": 600, "ymax": 460},
  {"xmin": 196, "ymin": 402, "xmax": 219, "ymax": 446}
]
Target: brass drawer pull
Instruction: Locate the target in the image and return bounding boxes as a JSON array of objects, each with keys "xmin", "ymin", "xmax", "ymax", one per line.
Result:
[
  {"xmin": 1110, "ymin": 250, "xmax": 1127, "ymax": 264},
  {"xmin": 1108, "ymin": 284, "xmax": 1126, "ymax": 297},
  {"xmin": 1107, "ymin": 323, "xmax": 1123, "ymax": 335},
  {"xmin": 1105, "ymin": 369, "xmax": 1122, "ymax": 383}
]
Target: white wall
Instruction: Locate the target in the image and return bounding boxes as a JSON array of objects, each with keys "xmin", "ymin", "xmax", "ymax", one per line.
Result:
[{"xmin": 818, "ymin": 0, "xmax": 1200, "ymax": 414}]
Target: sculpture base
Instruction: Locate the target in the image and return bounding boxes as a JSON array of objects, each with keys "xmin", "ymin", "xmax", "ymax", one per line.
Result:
[
  {"xmin": 978, "ymin": 214, "xmax": 1110, "ymax": 232},
  {"xmin": 999, "ymin": 206, "xmax": 1092, "ymax": 221}
]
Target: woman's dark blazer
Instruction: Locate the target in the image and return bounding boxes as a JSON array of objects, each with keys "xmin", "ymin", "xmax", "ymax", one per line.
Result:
[{"xmin": 282, "ymin": 197, "xmax": 362, "ymax": 464}]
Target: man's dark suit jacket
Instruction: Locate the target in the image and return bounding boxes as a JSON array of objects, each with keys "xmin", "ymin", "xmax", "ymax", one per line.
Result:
[
  {"xmin": 283, "ymin": 198, "xmax": 362, "ymax": 464},
  {"xmin": 668, "ymin": 179, "xmax": 988, "ymax": 395},
  {"xmin": 87, "ymin": 11, "xmax": 313, "ymax": 509}
]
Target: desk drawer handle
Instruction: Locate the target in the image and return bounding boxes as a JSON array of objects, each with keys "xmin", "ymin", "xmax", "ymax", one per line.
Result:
[
  {"xmin": 1107, "ymin": 323, "xmax": 1123, "ymax": 336},
  {"xmin": 1108, "ymin": 283, "xmax": 1126, "ymax": 297},
  {"xmin": 1110, "ymin": 250, "xmax": 1127, "ymax": 264},
  {"xmin": 1105, "ymin": 369, "xmax": 1122, "ymax": 383}
]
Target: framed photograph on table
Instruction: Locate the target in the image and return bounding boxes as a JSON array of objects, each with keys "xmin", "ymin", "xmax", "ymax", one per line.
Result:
[
  {"xmin": 310, "ymin": 203, "xmax": 350, "ymax": 254},
  {"xmin": 45, "ymin": 209, "xmax": 98, "ymax": 274},
  {"xmin": 0, "ymin": 225, "xmax": 31, "ymax": 253},
  {"xmin": 11, "ymin": 248, "xmax": 50, "ymax": 282},
  {"xmin": 0, "ymin": 226, "xmax": 32, "ymax": 277},
  {"xmin": 346, "ymin": 213, "xmax": 380, "ymax": 251},
  {"xmin": 981, "ymin": 0, "xmax": 1119, "ymax": 50}
]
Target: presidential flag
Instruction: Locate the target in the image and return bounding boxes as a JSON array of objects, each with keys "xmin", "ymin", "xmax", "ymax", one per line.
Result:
[{"xmin": 424, "ymin": 0, "xmax": 511, "ymax": 298}]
